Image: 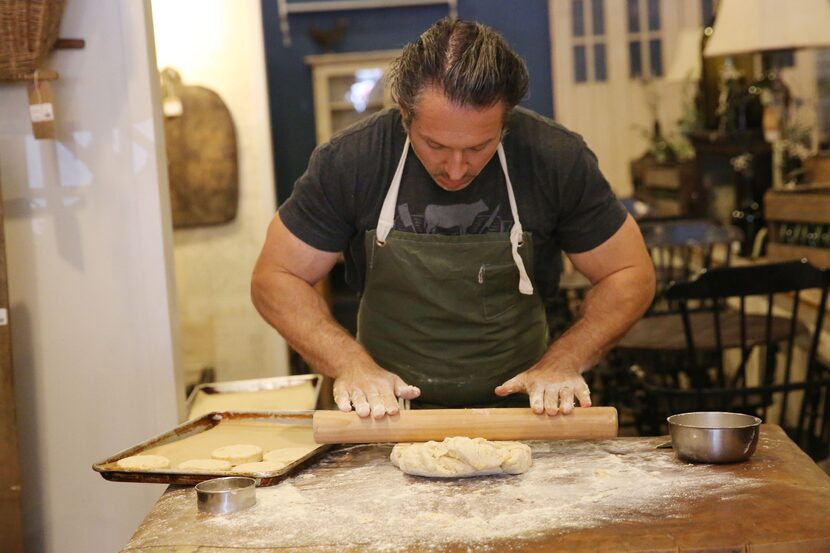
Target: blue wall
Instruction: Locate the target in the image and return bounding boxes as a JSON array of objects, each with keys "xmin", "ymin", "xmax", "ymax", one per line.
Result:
[{"xmin": 261, "ymin": 1, "xmax": 553, "ymax": 204}]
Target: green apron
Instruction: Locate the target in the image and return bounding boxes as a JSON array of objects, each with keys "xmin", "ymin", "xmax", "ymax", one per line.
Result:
[{"xmin": 357, "ymin": 138, "xmax": 549, "ymax": 408}]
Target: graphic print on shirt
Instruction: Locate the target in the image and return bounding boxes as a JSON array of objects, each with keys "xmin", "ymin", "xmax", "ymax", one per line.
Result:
[{"xmin": 395, "ymin": 201, "xmax": 513, "ymax": 235}]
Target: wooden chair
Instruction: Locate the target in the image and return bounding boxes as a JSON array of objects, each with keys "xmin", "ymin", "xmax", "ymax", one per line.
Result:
[
  {"xmin": 635, "ymin": 259, "xmax": 830, "ymax": 460},
  {"xmin": 599, "ymin": 219, "xmax": 742, "ymax": 424},
  {"xmin": 639, "ymin": 219, "xmax": 743, "ymax": 314}
]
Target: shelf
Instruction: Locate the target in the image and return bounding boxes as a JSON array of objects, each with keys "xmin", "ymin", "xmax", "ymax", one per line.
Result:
[
  {"xmin": 279, "ymin": 1, "xmax": 456, "ymax": 47},
  {"xmin": 305, "ymin": 50, "xmax": 403, "ymax": 66},
  {"xmin": 765, "ymin": 185, "xmax": 830, "ymax": 225},
  {"xmin": 766, "ymin": 243, "xmax": 830, "ymax": 269},
  {"xmin": 763, "ymin": 185, "xmax": 830, "ymax": 269},
  {"xmin": 329, "ymin": 100, "xmax": 385, "ymax": 111}
]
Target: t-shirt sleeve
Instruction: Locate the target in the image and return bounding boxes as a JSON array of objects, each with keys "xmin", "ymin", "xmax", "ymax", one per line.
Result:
[
  {"xmin": 556, "ymin": 143, "xmax": 628, "ymax": 253},
  {"xmin": 278, "ymin": 143, "xmax": 355, "ymax": 253}
]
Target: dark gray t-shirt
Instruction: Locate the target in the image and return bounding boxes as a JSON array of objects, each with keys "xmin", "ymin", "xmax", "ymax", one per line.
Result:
[{"xmin": 279, "ymin": 107, "xmax": 627, "ymax": 300}]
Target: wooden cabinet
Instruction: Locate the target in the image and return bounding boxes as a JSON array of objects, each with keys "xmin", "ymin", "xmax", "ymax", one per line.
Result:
[
  {"xmin": 687, "ymin": 130, "xmax": 772, "ymax": 224},
  {"xmin": 632, "ymin": 158, "xmax": 701, "ymax": 218},
  {"xmin": 764, "ymin": 184, "xmax": 830, "ymax": 268},
  {"xmin": 305, "ymin": 50, "xmax": 400, "ymax": 144}
]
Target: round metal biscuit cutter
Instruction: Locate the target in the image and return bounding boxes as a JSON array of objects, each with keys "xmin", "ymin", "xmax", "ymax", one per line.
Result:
[{"xmin": 195, "ymin": 476, "xmax": 256, "ymax": 514}]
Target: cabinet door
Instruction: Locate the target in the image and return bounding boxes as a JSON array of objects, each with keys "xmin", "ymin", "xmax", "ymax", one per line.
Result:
[{"xmin": 308, "ymin": 51, "xmax": 400, "ymax": 144}]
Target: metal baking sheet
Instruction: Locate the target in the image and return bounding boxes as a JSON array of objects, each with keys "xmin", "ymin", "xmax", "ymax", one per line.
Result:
[
  {"xmin": 92, "ymin": 411, "xmax": 331, "ymax": 487},
  {"xmin": 185, "ymin": 374, "xmax": 322, "ymax": 419}
]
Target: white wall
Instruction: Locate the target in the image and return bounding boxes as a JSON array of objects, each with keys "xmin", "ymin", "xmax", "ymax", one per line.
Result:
[
  {"xmin": 151, "ymin": 0, "xmax": 289, "ymax": 384},
  {"xmin": 0, "ymin": 1, "xmax": 181, "ymax": 551},
  {"xmin": 550, "ymin": 0, "xmax": 702, "ymax": 196}
]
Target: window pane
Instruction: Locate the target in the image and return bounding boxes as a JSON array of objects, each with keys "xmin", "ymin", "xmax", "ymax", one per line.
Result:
[
  {"xmin": 647, "ymin": 0, "xmax": 660, "ymax": 31},
  {"xmin": 627, "ymin": 0, "xmax": 640, "ymax": 33},
  {"xmin": 701, "ymin": 0, "xmax": 715, "ymax": 25},
  {"xmin": 774, "ymin": 51, "xmax": 795, "ymax": 68},
  {"xmin": 594, "ymin": 43, "xmax": 607, "ymax": 81},
  {"xmin": 649, "ymin": 38, "xmax": 663, "ymax": 77},
  {"xmin": 629, "ymin": 41, "xmax": 642, "ymax": 78},
  {"xmin": 591, "ymin": 0, "xmax": 605, "ymax": 35},
  {"xmin": 572, "ymin": 0, "xmax": 585, "ymax": 37},
  {"xmin": 574, "ymin": 45, "xmax": 587, "ymax": 83}
]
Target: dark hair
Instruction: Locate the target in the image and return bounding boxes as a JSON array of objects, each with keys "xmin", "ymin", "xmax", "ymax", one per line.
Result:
[{"xmin": 389, "ymin": 18, "xmax": 529, "ymax": 126}]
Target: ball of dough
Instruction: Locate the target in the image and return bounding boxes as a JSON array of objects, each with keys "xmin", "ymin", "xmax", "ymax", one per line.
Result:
[
  {"xmin": 263, "ymin": 446, "xmax": 315, "ymax": 464},
  {"xmin": 178, "ymin": 458, "xmax": 232, "ymax": 471},
  {"xmin": 231, "ymin": 461, "xmax": 287, "ymax": 474},
  {"xmin": 117, "ymin": 454, "xmax": 170, "ymax": 470},
  {"xmin": 390, "ymin": 437, "xmax": 531, "ymax": 478},
  {"xmin": 211, "ymin": 444, "xmax": 263, "ymax": 465}
]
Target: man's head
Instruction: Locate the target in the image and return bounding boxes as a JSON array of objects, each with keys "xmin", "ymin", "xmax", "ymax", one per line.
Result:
[{"xmin": 389, "ymin": 19, "xmax": 529, "ymax": 191}]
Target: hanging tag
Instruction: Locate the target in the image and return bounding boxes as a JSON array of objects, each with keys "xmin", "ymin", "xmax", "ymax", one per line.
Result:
[
  {"xmin": 29, "ymin": 102, "xmax": 55, "ymax": 122},
  {"xmin": 163, "ymin": 97, "xmax": 183, "ymax": 117},
  {"xmin": 27, "ymin": 76, "xmax": 57, "ymax": 139}
]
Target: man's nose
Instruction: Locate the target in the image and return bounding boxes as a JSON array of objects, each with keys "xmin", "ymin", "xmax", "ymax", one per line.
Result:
[{"xmin": 446, "ymin": 151, "xmax": 466, "ymax": 180}]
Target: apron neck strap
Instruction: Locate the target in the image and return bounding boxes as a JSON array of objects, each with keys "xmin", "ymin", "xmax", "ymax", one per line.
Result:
[
  {"xmin": 375, "ymin": 137, "xmax": 534, "ymax": 296},
  {"xmin": 376, "ymin": 135, "xmax": 410, "ymax": 244}
]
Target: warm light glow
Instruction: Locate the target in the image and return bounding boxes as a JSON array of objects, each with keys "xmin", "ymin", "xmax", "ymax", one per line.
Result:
[
  {"xmin": 704, "ymin": 0, "xmax": 830, "ymax": 57},
  {"xmin": 346, "ymin": 68, "xmax": 383, "ymax": 113},
  {"xmin": 151, "ymin": 0, "xmax": 238, "ymax": 74}
]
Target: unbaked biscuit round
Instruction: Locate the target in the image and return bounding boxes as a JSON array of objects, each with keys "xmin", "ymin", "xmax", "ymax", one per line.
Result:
[
  {"xmin": 117, "ymin": 455, "xmax": 170, "ymax": 470},
  {"xmin": 231, "ymin": 460, "xmax": 286, "ymax": 474},
  {"xmin": 211, "ymin": 444, "xmax": 263, "ymax": 465},
  {"xmin": 178, "ymin": 458, "xmax": 232, "ymax": 471},
  {"xmin": 263, "ymin": 446, "xmax": 315, "ymax": 464}
]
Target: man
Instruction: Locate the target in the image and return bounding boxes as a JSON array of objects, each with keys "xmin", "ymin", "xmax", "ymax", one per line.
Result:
[{"xmin": 252, "ymin": 18, "xmax": 655, "ymax": 419}]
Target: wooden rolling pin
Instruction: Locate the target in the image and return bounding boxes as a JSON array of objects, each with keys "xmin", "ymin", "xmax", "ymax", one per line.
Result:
[{"xmin": 313, "ymin": 407, "xmax": 618, "ymax": 443}]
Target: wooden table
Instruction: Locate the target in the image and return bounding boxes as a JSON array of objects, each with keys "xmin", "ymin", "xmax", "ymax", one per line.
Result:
[
  {"xmin": 123, "ymin": 425, "xmax": 830, "ymax": 552},
  {"xmin": 617, "ymin": 310, "xmax": 799, "ymax": 351}
]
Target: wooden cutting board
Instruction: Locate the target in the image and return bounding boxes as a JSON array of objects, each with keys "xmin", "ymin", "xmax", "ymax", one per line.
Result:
[{"xmin": 163, "ymin": 84, "xmax": 238, "ymax": 228}]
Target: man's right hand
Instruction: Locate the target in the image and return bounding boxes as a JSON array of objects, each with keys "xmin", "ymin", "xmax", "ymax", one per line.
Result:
[{"xmin": 332, "ymin": 366, "xmax": 421, "ymax": 419}]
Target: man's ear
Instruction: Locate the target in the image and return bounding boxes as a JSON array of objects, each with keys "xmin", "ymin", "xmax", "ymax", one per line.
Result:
[{"xmin": 399, "ymin": 103, "xmax": 411, "ymax": 130}]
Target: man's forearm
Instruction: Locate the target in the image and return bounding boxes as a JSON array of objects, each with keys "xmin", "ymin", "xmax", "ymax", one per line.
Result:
[
  {"xmin": 541, "ymin": 266, "xmax": 655, "ymax": 373},
  {"xmin": 250, "ymin": 270, "xmax": 375, "ymax": 379}
]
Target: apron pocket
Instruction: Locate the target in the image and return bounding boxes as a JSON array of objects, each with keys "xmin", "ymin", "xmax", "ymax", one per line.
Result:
[{"xmin": 479, "ymin": 263, "xmax": 521, "ymax": 320}]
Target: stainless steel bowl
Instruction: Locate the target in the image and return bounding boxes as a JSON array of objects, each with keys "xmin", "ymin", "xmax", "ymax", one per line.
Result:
[
  {"xmin": 195, "ymin": 476, "xmax": 256, "ymax": 514},
  {"xmin": 667, "ymin": 411, "xmax": 762, "ymax": 463}
]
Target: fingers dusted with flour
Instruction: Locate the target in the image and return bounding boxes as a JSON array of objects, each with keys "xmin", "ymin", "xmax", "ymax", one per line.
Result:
[
  {"xmin": 495, "ymin": 366, "xmax": 592, "ymax": 416},
  {"xmin": 332, "ymin": 366, "xmax": 421, "ymax": 418}
]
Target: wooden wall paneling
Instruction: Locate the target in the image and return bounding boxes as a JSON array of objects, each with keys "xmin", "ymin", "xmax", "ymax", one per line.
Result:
[{"xmin": 0, "ymin": 179, "xmax": 24, "ymax": 552}]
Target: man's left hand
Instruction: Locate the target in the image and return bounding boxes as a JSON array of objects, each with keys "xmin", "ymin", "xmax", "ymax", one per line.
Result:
[{"xmin": 494, "ymin": 366, "xmax": 592, "ymax": 415}]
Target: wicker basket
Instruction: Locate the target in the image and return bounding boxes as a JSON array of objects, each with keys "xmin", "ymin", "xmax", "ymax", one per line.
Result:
[{"xmin": 0, "ymin": 0, "xmax": 67, "ymax": 80}]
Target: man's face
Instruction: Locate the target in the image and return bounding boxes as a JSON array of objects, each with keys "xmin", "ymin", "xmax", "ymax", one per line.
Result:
[{"xmin": 404, "ymin": 87, "xmax": 505, "ymax": 192}]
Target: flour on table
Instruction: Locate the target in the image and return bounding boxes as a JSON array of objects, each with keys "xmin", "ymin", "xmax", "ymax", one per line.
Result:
[{"xmin": 128, "ymin": 439, "xmax": 763, "ymax": 552}]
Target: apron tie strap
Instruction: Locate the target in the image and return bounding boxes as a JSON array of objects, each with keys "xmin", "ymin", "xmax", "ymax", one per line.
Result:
[
  {"xmin": 510, "ymin": 224, "xmax": 534, "ymax": 295},
  {"xmin": 498, "ymin": 144, "xmax": 534, "ymax": 295}
]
